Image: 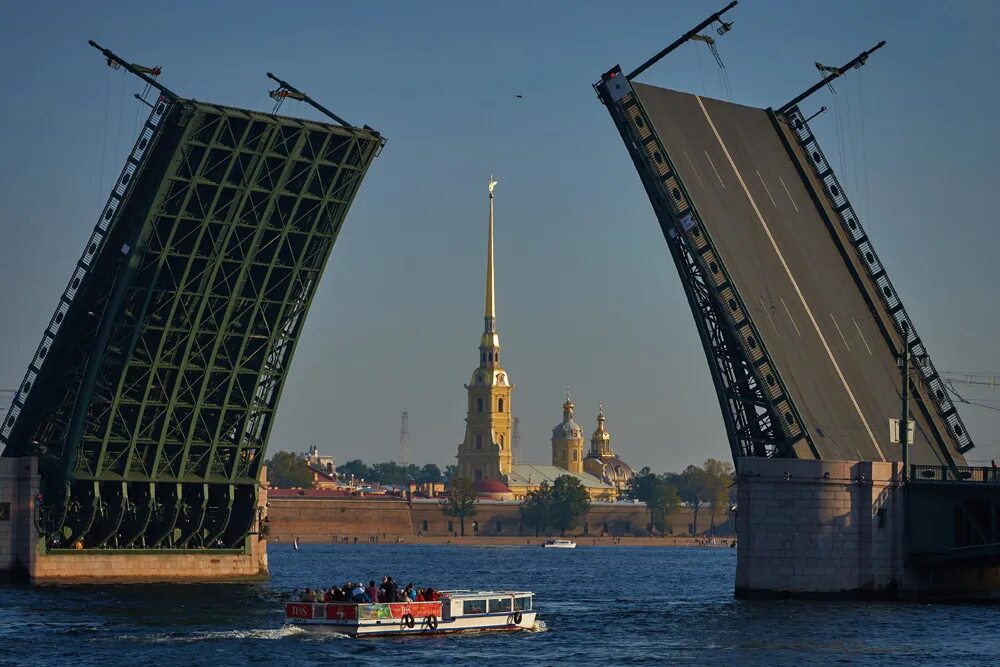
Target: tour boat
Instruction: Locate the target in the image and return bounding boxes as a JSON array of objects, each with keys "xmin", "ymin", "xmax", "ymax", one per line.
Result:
[
  {"xmin": 542, "ymin": 538, "xmax": 576, "ymax": 549},
  {"xmin": 285, "ymin": 590, "xmax": 537, "ymax": 637}
]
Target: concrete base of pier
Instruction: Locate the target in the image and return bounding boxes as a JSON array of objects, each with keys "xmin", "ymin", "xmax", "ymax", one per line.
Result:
[
  {"xmin": 0, "ymin": 457, "xmax": 268, "ymax": 584},
  {"xmin": 736, "ymin": 457, "xmax": 1000, "ymax": 600}
]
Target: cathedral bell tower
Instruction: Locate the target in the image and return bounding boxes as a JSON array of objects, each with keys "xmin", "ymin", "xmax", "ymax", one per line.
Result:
[
  {"xmin": 551, "ymin": 390, "xmax": 585, "ymax": 474},
  {"xmin": 457, "ymin": 177, "xmax": 514, "ymax": 482}
]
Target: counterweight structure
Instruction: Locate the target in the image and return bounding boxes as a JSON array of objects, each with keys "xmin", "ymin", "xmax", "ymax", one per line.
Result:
[
  {"xmin": 2, "ymin": 82, "xmax": 383, "ymax": 550},
  {"xmin": 593, "ymin": 70, "xmax": 972, "ymax": 468}
]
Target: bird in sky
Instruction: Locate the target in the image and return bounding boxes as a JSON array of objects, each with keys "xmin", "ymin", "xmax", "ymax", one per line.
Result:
[{"xmin": 513, "ymin": 94, "xmax": 523, "ymax": 99}]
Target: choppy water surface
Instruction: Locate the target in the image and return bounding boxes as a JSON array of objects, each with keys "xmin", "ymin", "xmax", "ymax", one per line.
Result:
[{"xmin": 1, "ymin": 545, "xmax": 997, "ymax": 666}]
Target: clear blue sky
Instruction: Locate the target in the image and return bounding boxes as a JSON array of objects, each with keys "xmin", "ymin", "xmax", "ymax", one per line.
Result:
[{"xmin": 1, "ymin": 0, "xmax": 998, "ymax": 471}]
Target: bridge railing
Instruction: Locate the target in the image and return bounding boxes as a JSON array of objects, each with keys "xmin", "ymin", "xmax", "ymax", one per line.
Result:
[
  {"xmin": 782, "ymin": 105, "xmax": 975, "ymax": 455},
  {"xmin": 911, "ymin": 465, "xmax": 1000, "ymax": 484},
  {"xmin": 1, "ymin": 95, "xmax": 174, "ymax": 446}
]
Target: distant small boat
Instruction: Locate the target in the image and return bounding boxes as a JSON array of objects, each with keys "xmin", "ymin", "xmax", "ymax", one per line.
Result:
[
  {"xmin": 293, "ymin": 537, "xmax": 300, "ymax": 551},
  {"xmin": 541, "ymin": 539, "xmax": 576, "ymax": 549}
]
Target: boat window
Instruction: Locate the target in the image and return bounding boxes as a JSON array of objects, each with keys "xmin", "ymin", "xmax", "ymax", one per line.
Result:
[
  {"xmin": 463, "ymin": 599, "xmax": 487, "ymax": 614},
  {"xmin": 488, "ymin": 598, "xmax": 512, "ymax": 613},
  {"xmin": 514, "ymin": 596, "xmax": 532, "ymax": 611}
]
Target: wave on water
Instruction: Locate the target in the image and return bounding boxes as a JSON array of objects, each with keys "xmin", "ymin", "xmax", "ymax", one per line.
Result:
[
  {"xmin": 118, "ymin": 625, "xmax": 342, "ymax": 643},
  {"xmin": 529, "ymin": 620, "xmax": 548, "ymax": 633}
]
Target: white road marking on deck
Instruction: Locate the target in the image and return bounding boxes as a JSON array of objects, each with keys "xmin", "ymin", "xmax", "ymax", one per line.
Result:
[
  {"xmin": 759, "ymin": 297, "xmax": 780, "ymax": 336},
  {"xmin": 853, "ymin": 317, "xmax": 873, "ymax": 356},
  {"xmin": 704, "ymin": 150, "xmax": 725, "ymax": 188},
  {"xmin": 829, "ymin": 313, "xmax": 851, "ymax": 352},
  {"xmin": 695, "ymin": 95, "xmax": 884, "ymax": 461},
  {"xmin": 756, "ymin": 169, "xmax": 777, "ymax": 207},
  {"xmin": 779, "ymin": 298, "xmax": 802, "ymax": 338},
  {"xmin": 777, "ymin": 175, "xmax": 799, "ymax": 212},
  {"xmin": 683, "ymin": 150, "xmax": 705, "ymax": 189}
]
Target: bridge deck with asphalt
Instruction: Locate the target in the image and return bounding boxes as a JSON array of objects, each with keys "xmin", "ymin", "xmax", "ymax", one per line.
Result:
[{"xmin": 632, "ymin": 83, "xmax": 961, "ymax": 466}]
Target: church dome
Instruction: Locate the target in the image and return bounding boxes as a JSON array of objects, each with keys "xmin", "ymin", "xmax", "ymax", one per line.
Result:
[
  {"xmin": 585, "ymin": 455, "xmax": 635, "ymax": 488},
  {"xmin": 552, "ymin": 396, "xmax": 584, "ymax": 441}
]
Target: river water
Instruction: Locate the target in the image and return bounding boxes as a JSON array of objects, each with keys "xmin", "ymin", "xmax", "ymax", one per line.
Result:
[{"xmin": 0, "ymin": 544, "xmax": 996, "ymax": 666}]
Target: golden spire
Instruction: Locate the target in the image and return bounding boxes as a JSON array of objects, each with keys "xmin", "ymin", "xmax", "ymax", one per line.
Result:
[{"xmin": 485, "ymin": 175, "xmax": 497, "ymax": 328}]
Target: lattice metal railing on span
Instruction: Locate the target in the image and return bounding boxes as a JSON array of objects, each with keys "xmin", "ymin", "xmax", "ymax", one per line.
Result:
[
  {"xmin": 783, "ymin": 105, "xmax": 975, "ymax": 454},
  {"xmin": 1, "ymin": 96, "xmax": 174, "ymax": 444}
]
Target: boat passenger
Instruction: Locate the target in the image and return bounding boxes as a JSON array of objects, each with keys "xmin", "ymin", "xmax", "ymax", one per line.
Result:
[
  {"xmin": 404, "ymin": 584, "xmax": 416, "ymax": 601},
  {"xmin": 383, "ymin": 576, "xmax": 399, "ymax": 602},
  {"xmin": 425, "ymin": 587, "xmax": 439, "ymax": 601},
  {"xmin": 415, "ymin": 588, "xmax": 425, "ymax": 602},
  {"xmin": 351, "ymin": 583, "xmax": 367, "ymax": 602},
  {"xmin": 366, "ymin": 580, "xmax": 380, "ymax": 603},
  {"xmin": 301, "ymin": 588, "xmax": 318, "ymax": 602}
]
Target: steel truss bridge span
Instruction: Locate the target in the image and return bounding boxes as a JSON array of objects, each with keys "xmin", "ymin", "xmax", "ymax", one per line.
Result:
[
  {"xmin": 1, "ymin": 90, "xmax": 383, "ymax": 551},
  {"xmin": 595, "ymin": 71, "xmax": 971, "ymax": 468}
]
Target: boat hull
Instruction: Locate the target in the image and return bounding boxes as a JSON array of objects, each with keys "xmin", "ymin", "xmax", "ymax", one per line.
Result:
[{"xmin": 285, "ymin": 601, "xmax": 536, "ymax": 637}]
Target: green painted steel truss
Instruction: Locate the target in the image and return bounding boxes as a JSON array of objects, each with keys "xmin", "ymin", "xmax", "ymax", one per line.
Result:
[{"xmin": 2, "ymin": 96, "xmax": 383, "ymax": 550}]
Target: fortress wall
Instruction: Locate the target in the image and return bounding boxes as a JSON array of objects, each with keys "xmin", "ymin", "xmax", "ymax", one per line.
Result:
[
  {"xmin": 267, "ymin": 496, "xmax": 730, "ymax": 542},
  {"xmin": 268, "ymin": 497, "xmax": 414, "ymax": 542}
]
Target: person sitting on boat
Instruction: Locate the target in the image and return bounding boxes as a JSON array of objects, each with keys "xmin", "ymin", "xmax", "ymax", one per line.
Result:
[
  {"xmin": 404, "ymin": 583, "xmax": 416, "ymax": 601},
  {"xmin": 351, "ymin": 583, "xmax": 368, "ymax": 603},
  {"xmin": 366, "ymin": 580, "xmax": 380, "ymax": 603},
  {"xmin": 415, "ymin": 588, "xmax": 425, "ymax": 602},
  {"xmin": 300, "ymin": 588, "xmax": 318, "ymax": 602},
  {"xmin": 424, "ymin": 587, "xmax": 439, "ymax": 601}
]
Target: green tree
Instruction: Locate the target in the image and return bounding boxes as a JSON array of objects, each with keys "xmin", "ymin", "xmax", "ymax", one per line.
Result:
[
  {"xmin": 648, "ymin": 479, "xmax": 680, "ymax": 535},
  {"xmin": 678, "ymin": 465, "xmax": 710, "ymax": 536},
  {"xmin": 265, "ymin": 451, "xmax": 314, "ymax": 489},
  {"xmin": 519, "ymin": 482, "xmax": 552, "ymax": 536},
  {"xmin": 549, "ymin": 475, "xmax": 592, "ymax": 536},
  {"xmin": 416, "ymin": 463, "xmax": 443, "ymax": 484},
  {"xmin": 441, "ymin": 477, "xmax": 478, "ymax": 536},
  {"xmin": 625, "ymin": 467, "xmax": 659, "ymax": 502},
  {"xmin": 701, "ymin": 458, "xmax": 735, "ymax": 535},
  {"xmin": 443, "ymin": 465, "xmax": 459, "ymax": 483},
  {"xmin": 626, "ymin": 467, "xmax": 661, "ymax": 534},
  {"xmin": 336, "ymin": 459, "xmax": 371, "ymax": 483}
]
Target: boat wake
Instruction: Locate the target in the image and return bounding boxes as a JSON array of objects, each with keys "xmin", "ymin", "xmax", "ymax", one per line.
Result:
[
  {"xmin": 119, "ymin": 625, "xmax": 341, "ymax": 643},
  {"xmin": 529, "ymin": 620, "xmax": 548, "ymax": 633}
]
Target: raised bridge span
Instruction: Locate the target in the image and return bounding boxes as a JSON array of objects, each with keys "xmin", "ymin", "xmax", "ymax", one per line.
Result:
[
  {"xmin": 595, "ymin": 71, "xmax": 973, "ymax": 469},
  {"xmin": 0, "ymin": 47, "xmax": 383, "ymax": 553}
]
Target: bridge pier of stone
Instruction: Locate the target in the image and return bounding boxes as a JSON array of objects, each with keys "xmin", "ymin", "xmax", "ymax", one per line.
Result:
[
  {"xmin": 736, "ymin": 457, "xmax": 1000, "ymax": 600},
  {"xmin": 0, "ymin": 457, "xmax": 269, "ymax": 584}
]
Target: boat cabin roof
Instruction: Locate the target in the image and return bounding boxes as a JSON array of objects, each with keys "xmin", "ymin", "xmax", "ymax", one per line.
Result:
[{"xmin": 438, "ymin": 590, "xmax": 533, "ymax": 599}]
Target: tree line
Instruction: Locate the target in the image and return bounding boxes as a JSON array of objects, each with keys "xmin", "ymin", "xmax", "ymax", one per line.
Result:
[
  {"xmin": 439, "ymin": 475, "xmax": 592, "ymax": 537},
  {"xmin": 263, "ymin": 451, "xmax": 457, "ymax": 489},
  {"xmin": 625, "ymin": 458, "xmax": 734, "ymax": 535}
]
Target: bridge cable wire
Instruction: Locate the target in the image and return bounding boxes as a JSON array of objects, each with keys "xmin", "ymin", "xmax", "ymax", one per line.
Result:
[{"xmin": 945, "ymin": 381, "xmax": 1000, "ymax": 413}]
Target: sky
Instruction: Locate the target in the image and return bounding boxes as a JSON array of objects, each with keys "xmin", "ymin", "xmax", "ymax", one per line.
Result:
[{"xmin": 1, "ymin": 0, "xmax": 998, "ymax": 472}]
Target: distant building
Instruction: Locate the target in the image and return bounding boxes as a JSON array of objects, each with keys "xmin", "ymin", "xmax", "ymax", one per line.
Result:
[
  {"xmin": 306, "ymin": 445, "xmax": 339, "ymax": 490},
  {"xmin": 583, "ymin": 403, "xmax": 634, "ymax": 496},
  {"xmin": 455, "ymin": 179, "xmax": 633, "ymax": 501}
]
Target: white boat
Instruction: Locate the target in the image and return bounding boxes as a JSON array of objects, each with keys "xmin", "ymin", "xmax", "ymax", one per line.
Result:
[
  {"xmin": 285, "ymin": 590, "xmax": 537, "ymax": 637},
  {"xmin": 542, "ymin": 538, "xmax": 576, "ymax": 549}
]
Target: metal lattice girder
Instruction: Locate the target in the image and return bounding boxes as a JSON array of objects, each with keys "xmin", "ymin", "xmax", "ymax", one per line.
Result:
[{"xmin": 3, "ymin": 96, "xmax": 384, "ymax": 550}]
